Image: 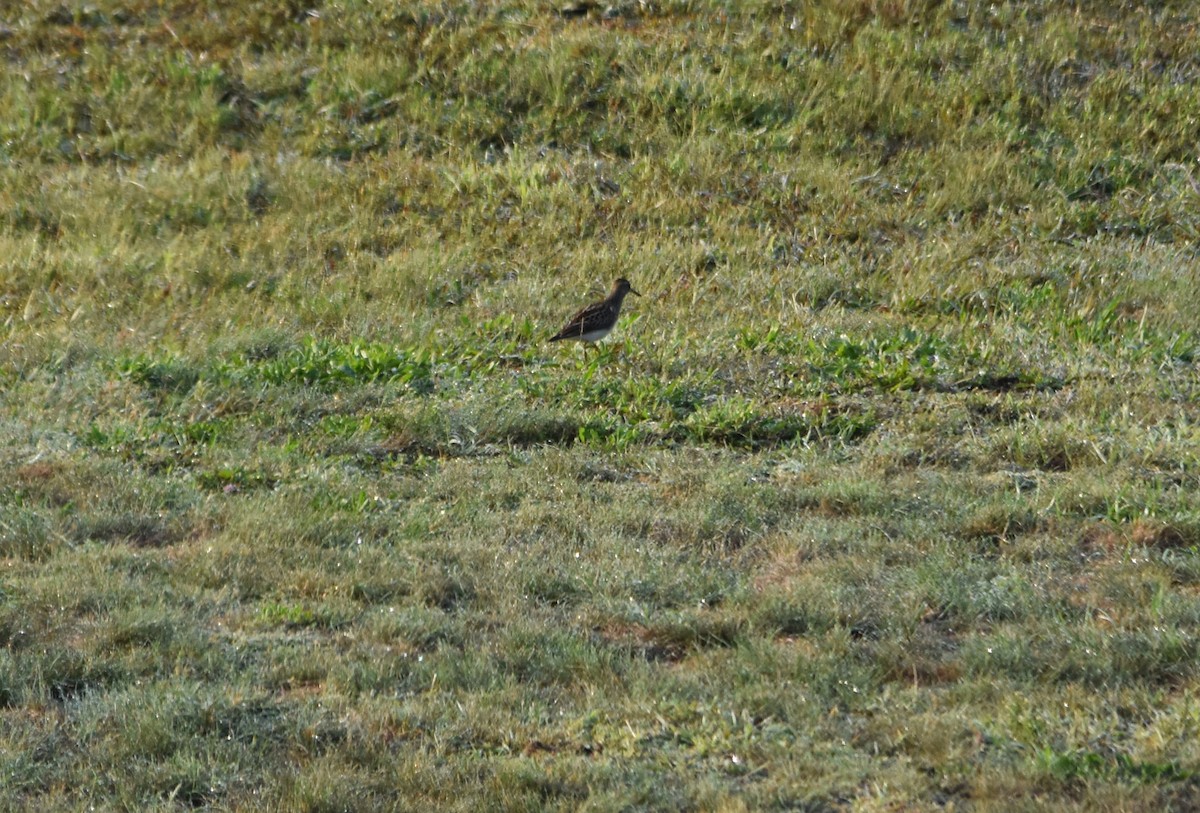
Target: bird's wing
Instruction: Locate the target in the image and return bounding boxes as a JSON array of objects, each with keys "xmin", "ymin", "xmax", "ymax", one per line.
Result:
[{"xmin": 552, "ymin": 301, "xmax": 610, "ymax": 339}]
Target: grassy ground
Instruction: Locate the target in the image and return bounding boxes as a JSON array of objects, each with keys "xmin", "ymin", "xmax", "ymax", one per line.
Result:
[{"xmin": 3, "ymin": 0, "xmax": 1200, "ymax": 809}]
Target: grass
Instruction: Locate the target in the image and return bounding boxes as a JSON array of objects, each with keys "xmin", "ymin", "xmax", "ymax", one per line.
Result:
[{"xmin": 3, "ymin": 0, "xmax": 1200, "ymax": 809}]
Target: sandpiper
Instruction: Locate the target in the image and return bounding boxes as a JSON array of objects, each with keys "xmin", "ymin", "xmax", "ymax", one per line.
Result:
[{"xmin": 548, "ymin": 278, "xmax": 641, "ymax": 344}]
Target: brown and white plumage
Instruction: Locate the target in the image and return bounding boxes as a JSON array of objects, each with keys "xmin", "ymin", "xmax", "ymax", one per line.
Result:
[{"xmin": 548, "ymin": 278, "xmax": 640, "ymax": 343}]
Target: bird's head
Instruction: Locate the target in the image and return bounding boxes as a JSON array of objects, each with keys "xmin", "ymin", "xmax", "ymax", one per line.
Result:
[{"xmin": 613, "ymin": 277, "xmax": 641, "ymax": 297}]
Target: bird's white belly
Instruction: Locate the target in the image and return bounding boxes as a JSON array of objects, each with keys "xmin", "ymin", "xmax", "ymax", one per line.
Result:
[{"xmin": 576, "ymin": 327, "xmax": 613, "ymax": 342}]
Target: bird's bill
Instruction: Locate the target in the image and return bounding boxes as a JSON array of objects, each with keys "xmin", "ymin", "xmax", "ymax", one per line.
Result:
[{"xmin": 629, "ymin": 287, "xmax": 641, "ymax": 296}]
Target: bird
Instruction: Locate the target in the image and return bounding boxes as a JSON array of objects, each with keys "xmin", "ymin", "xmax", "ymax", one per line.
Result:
[{"xmin": 548, "ymin": 278, "xmax": 641, "ymax": 344}]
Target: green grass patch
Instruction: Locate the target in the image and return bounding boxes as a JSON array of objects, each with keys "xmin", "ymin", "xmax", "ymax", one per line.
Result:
[{"xmin": 3, "ymin": 1, "xmax": 1200, "ymax": 810}]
